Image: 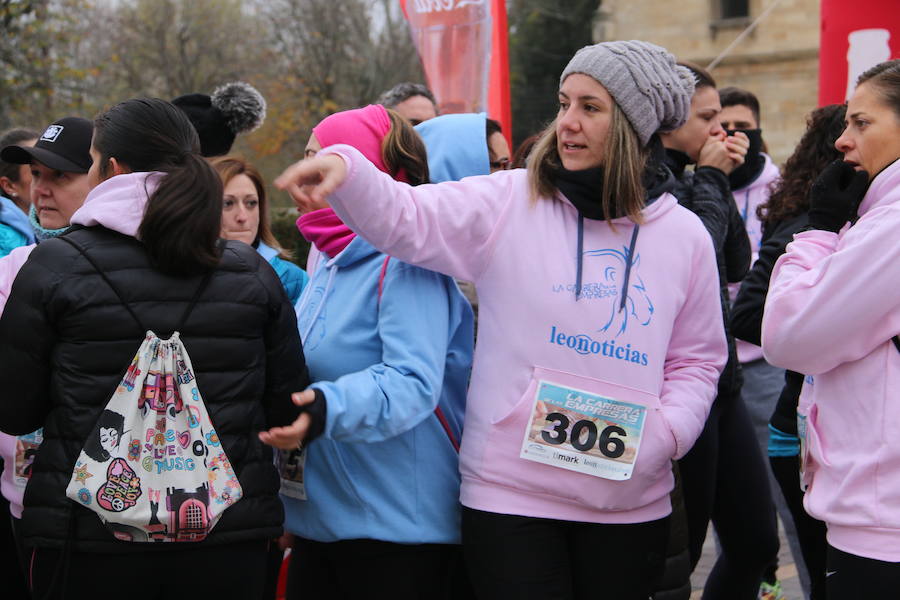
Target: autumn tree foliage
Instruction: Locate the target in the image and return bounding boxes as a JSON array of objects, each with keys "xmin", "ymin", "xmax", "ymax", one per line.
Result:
[{"xmin": 1, "ymin": 0, "xmax": 422, "ymax": 173}]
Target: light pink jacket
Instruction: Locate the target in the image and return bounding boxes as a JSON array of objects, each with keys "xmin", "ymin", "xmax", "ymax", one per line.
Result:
[
  {"xmin": 322, "ymin": 145, "xmax": 727, "ymax": 524},
  {"xmin": 0, "ymin": 244, "xmax": 35, "ymax": 518},
  {"xmin": 762, "ymin": 158, "xmax": 900, "ymax": 561}
]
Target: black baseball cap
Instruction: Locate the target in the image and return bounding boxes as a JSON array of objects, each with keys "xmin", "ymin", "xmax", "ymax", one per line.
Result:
[{"xmin": 0, "ymin": 117, "xmax": 93, "ymax": 173}]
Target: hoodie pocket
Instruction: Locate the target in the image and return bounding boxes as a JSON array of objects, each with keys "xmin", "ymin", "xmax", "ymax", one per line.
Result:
[
  {"xmin": 800, "ymin": 403, "xmax": 829, "ymax": 492},
  {"xmin": 478, "ymin": 366, "xmax": 677, "ymax": 511},
  {"xmin": 308, "ymin": 439, "xmax": 367, "ymax": 509}
]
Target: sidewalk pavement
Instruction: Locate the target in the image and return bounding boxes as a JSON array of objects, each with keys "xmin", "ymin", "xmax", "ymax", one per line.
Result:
[{"xmin": 690, "ymin": 516, "xmax": 806, "ymax": 599}]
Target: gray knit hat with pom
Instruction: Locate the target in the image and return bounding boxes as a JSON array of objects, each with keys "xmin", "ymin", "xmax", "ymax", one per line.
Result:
[{"xmin": 560, "ymin": 40, "xmax": 695, "ymax": 145}]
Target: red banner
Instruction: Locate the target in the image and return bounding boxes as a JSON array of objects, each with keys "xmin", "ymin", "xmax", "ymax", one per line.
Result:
[
  {"xmin": 399, "ymin": 0, "xmax": 512, "ymax": 143},
  {"xmin": 819, "ymin": 0, "xmax": 900, "ymax": 106}
]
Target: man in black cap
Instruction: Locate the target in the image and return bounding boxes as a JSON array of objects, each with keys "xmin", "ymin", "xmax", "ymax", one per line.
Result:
[{"xmin": 0, "ymin": 116, "xmax": 92, "ymax": 238}]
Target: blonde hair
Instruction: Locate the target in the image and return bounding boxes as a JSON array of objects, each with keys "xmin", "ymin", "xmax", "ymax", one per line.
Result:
[
  {"xmin": 209, "ymin": 155, "xmax": 292, "ymax": 260},
  {"xmin": 527, "ymin": 102, "xmax": 648, "ymax": 226}
]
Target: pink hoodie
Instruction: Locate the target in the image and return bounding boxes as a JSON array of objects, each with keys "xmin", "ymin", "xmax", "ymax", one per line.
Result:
[
  {"xmin": 321, "ymin": 145, "xmax": 727, "ymax": 524},
  {"xmin": 0, "ymin": 172, "xmax": 159, "ymax": 518},
  {"xmin": 762, "ymin": 158, "xmax": 900, "ymax": 561},
  {"xmin": 0, "ymin": 245, "xmax": 38, "ymax": 517}
]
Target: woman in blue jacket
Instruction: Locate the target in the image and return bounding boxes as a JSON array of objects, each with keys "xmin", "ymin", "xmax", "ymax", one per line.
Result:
[
  {"xmin": 282, "ymin": 104, "xmax": 474, "ymax": 599},
  {"xmin": 0, "ymin": 128, "xmax": 38, "ymax": 256},
  {"xmin": 212, "ymin": 156, "xmax": 308, "ymax": 303}
]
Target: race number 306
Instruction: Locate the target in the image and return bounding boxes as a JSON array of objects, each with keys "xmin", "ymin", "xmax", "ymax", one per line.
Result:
[{"xmin": 540, "ymin": 411, "xmax": 626, "ymax": 458}]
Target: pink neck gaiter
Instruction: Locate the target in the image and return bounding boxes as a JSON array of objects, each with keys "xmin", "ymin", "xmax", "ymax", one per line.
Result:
[
  {"xmin": 297, "ymin": 208, "xmax": 355, "ymax": 258},
  {"xmin": 296, "ymin": 105, "xmax": 414, "ymax": 257}
]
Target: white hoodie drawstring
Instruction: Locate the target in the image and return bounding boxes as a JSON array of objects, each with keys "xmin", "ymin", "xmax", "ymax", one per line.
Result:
[{"xmin": 297, "ymin": 263, "xmax": 338, "ymax": 343}]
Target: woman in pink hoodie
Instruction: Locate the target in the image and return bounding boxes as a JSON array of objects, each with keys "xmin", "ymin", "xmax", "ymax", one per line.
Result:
[
  {"xmin": 278, "ymin": 41, "xmax": 727, "ymax": 599},
  {"xmin": 762, "ymin": 59, "xmax": 900, "ymax": 598}
]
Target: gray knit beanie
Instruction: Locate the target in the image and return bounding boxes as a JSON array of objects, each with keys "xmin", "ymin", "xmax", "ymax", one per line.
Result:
[{"xmin": 560, "ymin": 40, "xmax": 695, "ymax": 146}]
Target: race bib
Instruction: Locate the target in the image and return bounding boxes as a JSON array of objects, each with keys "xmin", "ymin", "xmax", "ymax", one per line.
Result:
[
  {"xmin": 14, "ymin": 429, "xmax": 43, "ymax": 489},
  {"xmin": 520, "ymin": 380, "xmax": 647, "ymax": 480},
  {"xmin": 279, "ymin": 447, "xmax": 308, "ymax": 500},
  {"xmin": 797, "ymin": 412, "xmax": 809, "ymax": 492}
]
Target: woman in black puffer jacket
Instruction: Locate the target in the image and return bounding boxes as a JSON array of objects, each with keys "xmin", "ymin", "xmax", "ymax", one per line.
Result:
[{"xmin": 0, "ymin": 98, "xmax": 311, "ymax": 600}]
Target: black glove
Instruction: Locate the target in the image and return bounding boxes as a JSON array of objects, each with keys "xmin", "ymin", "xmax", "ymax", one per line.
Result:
[
  {"xmin": 299, "ymin": 388, "xmax": 327, "ymax": 446},
  {"xmin": 807, "ymin": 160, "xmax": 870, "ymax": 232}
]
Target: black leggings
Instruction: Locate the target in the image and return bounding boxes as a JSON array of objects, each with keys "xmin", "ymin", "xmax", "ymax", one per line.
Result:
[
  {"xmin": 286, "ymin": 537, "xmax": 471, "ymax": 600},
  {"xmin": 462, "ymin": 506, "xmax": 669, "ymax": 600},
  {"xmin": 678, "ymin": 395, "xmax": 779, "ymax": 600},
  {"xmin": 30, "ymin": 539, "xmax": 269, "ymax": 599},
  {"xmin": 826, "ymin": 544, "xmax": 900, "ymax": 599},
  {"xmin": 1, "ymin": 510, "xmax": 29, "ymax": 599},
  {"xmin": 769, "ymin": 454, "xmax": 827, "ymax": 599}
]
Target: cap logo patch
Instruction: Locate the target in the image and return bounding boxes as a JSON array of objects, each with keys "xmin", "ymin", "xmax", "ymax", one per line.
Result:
[{"xmin": 41, "ymin": 125, "xmax": 64, "ymax": 142}]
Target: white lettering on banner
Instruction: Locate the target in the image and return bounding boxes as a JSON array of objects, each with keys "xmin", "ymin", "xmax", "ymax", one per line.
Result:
[{"xmin": 411, "ymin": 0, "xmax": 485, "ymax": 13}]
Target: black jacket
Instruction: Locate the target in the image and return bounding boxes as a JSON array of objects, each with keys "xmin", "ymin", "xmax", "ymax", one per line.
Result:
[
  {"xmin": 654, "ymin": 151, "xmax": 752, "ymax": 600},
  {"xmin": 665, "ymin": 149, "xmax": 751, "ymax": 399},
  {"xmin": 731, "ymin": 213, "xmax": 809, "ymax": 434},
  {"xmin": 0, "ymin": 226, "xmax": 308, "ymax": 552}
]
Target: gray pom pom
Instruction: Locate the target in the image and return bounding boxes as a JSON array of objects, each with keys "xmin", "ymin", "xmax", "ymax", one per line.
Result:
[{"xmin": 211, "ymin": 81, "xmax": 267, "ymax": 134}]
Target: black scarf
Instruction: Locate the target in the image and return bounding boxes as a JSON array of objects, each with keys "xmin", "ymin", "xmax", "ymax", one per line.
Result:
[
  {"xmin": 726, "ymin": 128, "xmax": 766, "ymax": 190},
  {"xmin": 663, "ymin": 148, "xmax": 692, "ymax": 179},
  {"xmin": 551, "ymin": 136, "xmax": 675, "ymax": 220}
]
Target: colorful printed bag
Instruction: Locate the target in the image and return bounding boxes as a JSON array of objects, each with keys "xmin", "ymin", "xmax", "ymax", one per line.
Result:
[{"xmin": 61, "ymin": 236, "xmax": 242, "ymax": 542}]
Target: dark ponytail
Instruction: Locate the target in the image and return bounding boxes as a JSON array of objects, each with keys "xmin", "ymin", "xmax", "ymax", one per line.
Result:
[{"xmin": 93, "ymin": 98, "xmax": 222, "ymax": 276}]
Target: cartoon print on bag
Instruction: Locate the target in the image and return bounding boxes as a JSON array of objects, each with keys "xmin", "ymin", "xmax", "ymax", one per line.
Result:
[
  {"xmin": 583, "ymin": 247, "xmax": 653, "ymax": 336},
  {"xmin": 147, "ymin": 488, "xmax": 169, "ymax": 541},
  {"xmin": 187, "ymin": 396, "xmax": 201, "ymax": 429},
  {"xmin": 208, "ymin": 453, "xmax": 240, "ymax": 507},
  {"xmin": 76, "ymin": 487, "xmax": 92, "ymax": 506},
  {"xmin": 73, "ymin": 462, "xmax": 93, "ymax": 484},
  {"xmin": 205, "ymin": 430, "xmax": 221, "ymax": 447},
  {"xmin": 127, "ymin": 438, "xmax": 142, "ymax": 462},
  {"xmin": 119, "ymin": 357, "xmax": 142, "ymax": 392},
  {"xmin": 96, "ymin": 458, "xmax": 142, "ymax": 512},
  {"xmin": 166, "ymin": 483, "xmax": 211, "ymax": 542},
  {"xmin": 176, "ymin": 358, "xmax": 194, "ymax": 385},
  {"xmin": 84, "ymin": 410, "xmax": 126, "ymax": 462},
  {"xmin": 14, "ymin": 430, "xmax": 42, "ymax": 484},
  {"xmin": 139, "ymin": 371, "xmax": 183, "ymax": 420}
]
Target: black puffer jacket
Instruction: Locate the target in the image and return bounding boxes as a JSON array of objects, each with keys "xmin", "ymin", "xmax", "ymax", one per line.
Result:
[
  {"xmin": 0, "ymin": 226, "xmax": 308, "ymax": 553},
  {"xmin": 666, "ymin": 149, "xmax": 751, "ymax": 399}
]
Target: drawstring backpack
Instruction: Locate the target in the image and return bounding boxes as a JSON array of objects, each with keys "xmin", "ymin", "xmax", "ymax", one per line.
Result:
[{"xmin": 61, "ymin": 236, "xmax": 242, "ymax": 543}]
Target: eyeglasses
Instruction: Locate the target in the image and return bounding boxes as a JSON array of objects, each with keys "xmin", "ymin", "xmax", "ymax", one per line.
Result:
[{"xmin": 490, "ymin": 158, "xmax": 510, "ymax": 171}]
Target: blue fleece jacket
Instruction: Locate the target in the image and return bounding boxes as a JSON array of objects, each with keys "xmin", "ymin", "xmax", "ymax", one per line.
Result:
[
  {"xmin": 256, "ymin": 241, "xmax": 308, "ymax": 304},
  {"xmin": 415, "ymin": 113, "xmax": 490, "ymax": 183},
  {"xmin": 0, "ymin": 197, "xmax": 34, "ymax": 257},
  {"xmin": 283, "ymin": 236, "xmax": 473, "ymax": 544}
]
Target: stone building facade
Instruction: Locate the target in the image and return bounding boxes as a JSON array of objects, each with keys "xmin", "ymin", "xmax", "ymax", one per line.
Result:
[{"xmin": 596, "ymin": 0, "xmax": 820, "ymax": 164}]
